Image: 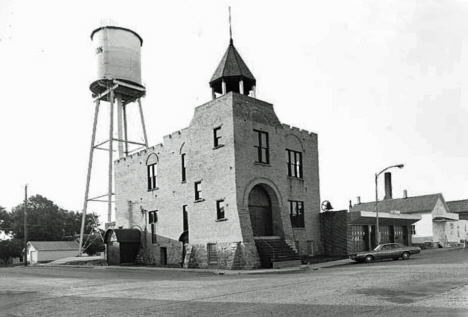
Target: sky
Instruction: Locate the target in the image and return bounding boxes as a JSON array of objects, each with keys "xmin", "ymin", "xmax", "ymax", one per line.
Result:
[{"xmin": 0, "ymin": 0, "xmax": 467, "ymax": 224}]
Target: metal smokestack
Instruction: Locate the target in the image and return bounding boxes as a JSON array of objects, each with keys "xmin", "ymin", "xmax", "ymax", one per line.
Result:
[{"xmin": 384, "ymin": 172, "xmax": 392, "ymax": 200}]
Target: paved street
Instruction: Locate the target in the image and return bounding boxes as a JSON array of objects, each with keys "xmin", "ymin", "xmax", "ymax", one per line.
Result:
[{"xmin": 1, "ymin": 248, "xmax": 467, "ymax": 317}]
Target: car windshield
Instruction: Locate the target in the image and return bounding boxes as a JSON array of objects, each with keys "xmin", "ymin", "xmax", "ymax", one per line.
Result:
[{"xmin": 373, "ymin": 245, "xmax": 383, "ymax": 251}]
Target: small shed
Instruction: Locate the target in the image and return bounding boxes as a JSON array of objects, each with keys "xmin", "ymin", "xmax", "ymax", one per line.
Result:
[
  {"xmin": 104, "ymin": 229, "xmax": 141, "ymax": 265},
  {"xmin": 27, "ymin": 241, "xmax": 80, "ymax": 264}
]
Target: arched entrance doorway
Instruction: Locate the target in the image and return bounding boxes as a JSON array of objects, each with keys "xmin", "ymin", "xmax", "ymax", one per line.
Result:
[{"xmin": 248, "ymin": 185, "xmax": 273, "ymax": 236}]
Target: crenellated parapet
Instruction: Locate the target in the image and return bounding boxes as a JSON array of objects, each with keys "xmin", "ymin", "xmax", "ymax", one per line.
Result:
[
  {"xmin": 115, "ymin": 127, "xmax": 191, "ymax": 165},
  {"xmin": 282, "ymin": 124, "xmax": 317, "ymax": 138}
]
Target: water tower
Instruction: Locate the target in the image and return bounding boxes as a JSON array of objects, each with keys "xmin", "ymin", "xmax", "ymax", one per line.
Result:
[{"xmin": 79, "ymin": 26, "xmax": 148, "ymax": 255}]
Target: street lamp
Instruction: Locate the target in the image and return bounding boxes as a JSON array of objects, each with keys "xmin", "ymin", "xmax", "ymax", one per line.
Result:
[{"xmin": 375, "ymin": 164, "xmax": 404, "ymax": 246}]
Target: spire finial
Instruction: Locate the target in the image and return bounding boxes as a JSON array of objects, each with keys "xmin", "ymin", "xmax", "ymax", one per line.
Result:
[{"xmin": 229, "ymin": 7, "xmax": 233, "ymax": 45}]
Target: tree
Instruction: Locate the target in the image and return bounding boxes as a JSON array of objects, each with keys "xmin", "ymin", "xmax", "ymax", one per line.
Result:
[
  {"xmin": 8, "ymin": 195, "xmax": 100, "ymax": 241},
  {"xmin": 0, "ymin": 239, "xmax": 23, "ymax": 264},
  {"xmin": 0, "ymin": 206, "xmax": 12, "ymax": 237}
]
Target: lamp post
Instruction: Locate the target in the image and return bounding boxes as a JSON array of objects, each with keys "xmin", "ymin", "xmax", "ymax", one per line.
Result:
[{"xmin": 375, "ymin": 164, "xmax": 404, "ymax": 246}]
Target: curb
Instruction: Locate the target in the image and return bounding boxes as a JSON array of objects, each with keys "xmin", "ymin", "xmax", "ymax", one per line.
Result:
[
  {"xmin": 37, "ymin": 263, "xmax": 311, "ymax": 275},
  {"xmin": 37, "ymin": 246, "xmax": 464, "ymax": 274},
  {"xmin": 420, "ymin": 245, "xmax": 465, "ymax": 254}
]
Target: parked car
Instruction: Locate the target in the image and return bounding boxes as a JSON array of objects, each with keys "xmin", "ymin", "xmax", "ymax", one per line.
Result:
[{"xmin": 349, "ymin": 243, "xmax": 421, "ymax": 263}]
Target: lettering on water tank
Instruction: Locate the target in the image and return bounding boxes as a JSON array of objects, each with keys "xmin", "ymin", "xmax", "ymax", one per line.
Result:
[{"xmin": 95, "ymin": 46, "xmax": 103, "ymax": 54}]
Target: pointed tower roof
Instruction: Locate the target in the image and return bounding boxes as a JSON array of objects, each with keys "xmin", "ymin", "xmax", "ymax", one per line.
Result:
[
  {"xmin": 209, "ymin": 39, "xmax": 256, "ymax": 94},
  {"xmin": 210, "ymin": 40, "xmax": 256, "ymax": 82}
]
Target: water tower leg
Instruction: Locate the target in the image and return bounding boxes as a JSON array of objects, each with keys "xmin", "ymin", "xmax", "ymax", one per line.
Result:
[
  {"xmin": 108, "ymin": 89, "xmax": 115, "ymax": 223},
  {"xmin": 116, "ymin": 93, "xmax": 124, "ymax": 158},
  {"xmin": 138, "ymin": 98, "xmax": 149, "ymax": 148},
  {"xmin": 79, "ymin": 99, "xmax": 100, "ymax": 256},
  {"xmin": 123, "ymin": 103, "xmax": 129, "ymax": 156}
]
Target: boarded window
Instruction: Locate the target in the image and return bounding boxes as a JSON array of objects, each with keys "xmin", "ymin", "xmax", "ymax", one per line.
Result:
[
  {"xmin": 207, "ymin": 243, "xmax": 218, "ymax": 264},
  {"xmin": 307, "ymin": 241, "xmax": 313, "ymax": 255},
  {"xmin": 160, "ymin": 247, "xmax": 167, "ymax": 265}
]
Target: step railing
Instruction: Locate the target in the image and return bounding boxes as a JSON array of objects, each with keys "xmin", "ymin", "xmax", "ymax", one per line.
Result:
[{"xmin": 259, "ymin": 239, "xmax": 276, "ymax": 262}]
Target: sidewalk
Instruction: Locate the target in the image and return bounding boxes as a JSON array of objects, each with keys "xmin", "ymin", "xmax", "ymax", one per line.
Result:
[
  {"xmin": 39, "ymin": 255, "xmax": 354, "ymax": 275},
  {"xmin": 38, "ymin": 245, "xmax": 464, "ymax": 275}
]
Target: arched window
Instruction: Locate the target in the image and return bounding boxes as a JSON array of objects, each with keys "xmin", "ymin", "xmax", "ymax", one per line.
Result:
[
  {"xmin": 146, "ymin": 153, "xmax": 158, "ymax": 190},
  {"xmin": 285, "ymin": 134, "xmax": 304, "ymax": 178}
]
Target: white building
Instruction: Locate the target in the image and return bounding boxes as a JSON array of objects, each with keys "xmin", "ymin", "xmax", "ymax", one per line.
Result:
[{"xmin": 27, "ymin": 241, "xmax": 79, "ymax": 264}]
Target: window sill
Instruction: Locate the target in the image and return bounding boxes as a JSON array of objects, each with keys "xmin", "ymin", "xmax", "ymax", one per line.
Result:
[
  {"xmin": 287, "ymin": 176, "xmax": 304, "ymax": 181},
  {"xmin": 254, "ymin": 162, "xmax": 270, "ymax": 167},
  {"xmin": 213, "ymin": 144, "xmax": 225, "ymax": 150},
  {"xmin": 194, "ymin": 198, "xmax": 205, "ymax": 203},
  {"xmin": 215, "ymin": 218, "xmax": 228, "ymax": 222},
  {"xmin": 181, "ymin": 181, "xmax": 186, "ymax": 184},
  {"xmin": 147, "ymin": 187, "xmax": 159, "ymax": 192},
  {"xmin": 292, "ymin": 227, "xmax": 305, "ymax": 230}
]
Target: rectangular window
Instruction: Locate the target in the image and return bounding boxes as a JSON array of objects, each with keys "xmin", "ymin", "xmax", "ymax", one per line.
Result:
[
  {"xmin": 207, "ymin": 243, "xmax": 218, "ymax": 264},
  {"xmin": 147, "ymin": 163, "xmax": 157, "ymax": 190},
  {"xmin": 181, "ymin": 154, "xmax": 186, "ymax": 182},
  {"xmin": 183, "ymin": 205, "xmax": 188, "ymax": 232},
  {"xmin": 287, "ymin": 149, "xmax": 303, "ymax": 178},
  {"xmin": 216, "ymin": 200, "xmax": 225, "ymax": 220},
  {"xmin": 254, "ymin": 130, "xmax": 269, "ymax": 164},
  {"xmin": 195, "ymin": 181, "xmax": 202, "ymax": 201},
  {"xmin": 411, "ymin": 225, "xmax": 416, "ymax": 235},
  {"xmin": 214, "ymin": 127, "xmax": 222, "ymax": 147},
  {"xmin": 289, "ymin": 200, "xmax": 304, "ymax": 228},
  {"xmin": 148, "ymin": 210, "xmax": 158, "ymax": 244}
]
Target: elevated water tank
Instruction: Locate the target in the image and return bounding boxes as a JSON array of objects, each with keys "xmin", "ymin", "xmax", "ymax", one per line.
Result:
[{"xmin": 90, "ymin": 26, "xmax": 144, "ymax": 95}]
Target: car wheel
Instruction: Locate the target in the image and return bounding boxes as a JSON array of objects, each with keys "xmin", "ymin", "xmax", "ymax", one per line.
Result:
[
  {"xmin": 401, "ymin": 252, "xmax": 410, "ymax": 260},
  {"xmin": 365, "ymin": 255, "xmax": 374, "ymax": 263}
]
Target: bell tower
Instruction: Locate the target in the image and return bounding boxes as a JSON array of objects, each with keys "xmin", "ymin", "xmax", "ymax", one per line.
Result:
[{"xmin": 209, "ymin": 9, "xmax": 256, "ymax": 99}]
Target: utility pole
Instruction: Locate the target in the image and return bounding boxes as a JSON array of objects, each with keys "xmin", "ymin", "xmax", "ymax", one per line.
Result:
[{"xmin": 24, "ymin": 184, "xmax": 28, "ymax": 266}]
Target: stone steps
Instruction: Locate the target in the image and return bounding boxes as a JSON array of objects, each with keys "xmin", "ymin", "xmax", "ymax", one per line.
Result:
[{"xmin": 255, "ymin": 238, "xmax": 302, "ymax": 268}]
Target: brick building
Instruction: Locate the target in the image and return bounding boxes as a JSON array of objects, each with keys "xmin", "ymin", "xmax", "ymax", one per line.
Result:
[{"xmin": 112, "ymin": 38, "xmax": 321, "ymax": 269}]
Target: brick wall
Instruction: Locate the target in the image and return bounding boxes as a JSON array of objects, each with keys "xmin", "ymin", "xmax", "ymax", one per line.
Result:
[
  {"xmin": 320, "ymin": 210, "xmax": 348, "ymax": 256},
  {"xmin": 114, "ymin": 92, "xmax": 322, "ymax": 269}
]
